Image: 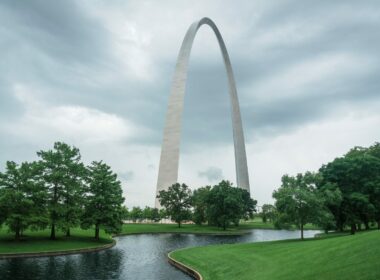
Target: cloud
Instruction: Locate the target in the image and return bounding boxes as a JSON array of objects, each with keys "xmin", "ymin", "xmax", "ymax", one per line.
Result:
[
  {"xmin": 1, "ymin": 0, "xmax": 380, "ymax": 207},
  {"xmin": 198, "ymin": 167, "xmax": 223, "ymax": 183}
]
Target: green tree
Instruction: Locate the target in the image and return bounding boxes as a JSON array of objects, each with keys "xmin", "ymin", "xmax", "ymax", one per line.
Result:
[
  {"xmin": 130, "ymin": 206, "xmax": 143, "ymax": 223},
  {"xmin": 273, "ymin": 172, "xmax": 322, "ymax": 240},
  {"xmin": 0, "ymin": 161, "xmax": 47, "ymax": 240},
  {"xmin": 82, "ymin": 161, "xmax": 125, "ymax": 240},
  {"xmin": 315, "ymin": 183, "xmax": 343, "ymax": 233},
  {"xmin": 206, "ymin": 181, "xmax": 256, "ymax": 230},
  {"xmin": 191, "ymin": 186, "xmax": 211, "ymax": 225},
  {"xmin": 150, "ymin": 208, "xmax": 161, "ymax": 222},
  {"xmin": 319, "ymin": 146, "xmax": 380, "ymax": 233},
  {"xmin": 368, "ymin": 143, "xmax": 380, "ymax": 229},
  {"xmin": 142, "ymin": 206, "xmax": 153, "ymax": 221},
  {"xmin": 261, "ymin": 204, "xmax": 276, "ymax": 223},
  {"xmin": 157, "ymin": 183, "xmax": 192, "ymax": 228},
  {"xmin": 37, "ymin": 142, "xmax": 85, "ymax": 239},
  {"xmin": 121, "ymin": 206, "xmax": 129, "ymax": 221}
]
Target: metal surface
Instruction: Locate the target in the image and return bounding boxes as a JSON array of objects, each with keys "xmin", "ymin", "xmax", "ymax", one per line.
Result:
[{"xmin": 155, "ymin": 17, "xmax": 250, "ymax": 208}]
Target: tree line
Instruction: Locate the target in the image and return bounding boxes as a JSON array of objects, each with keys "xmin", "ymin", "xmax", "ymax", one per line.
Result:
[
  {"xmin": 0, "ymin": 142, "xmax": 125, "ymax": 240},
  {"xmin": 155, "ymin": 180, "xmax": 257, "ymax": 229},
  {"xmin": 262, "ymin": 142, "xmax": 380, "ymax": 239}
]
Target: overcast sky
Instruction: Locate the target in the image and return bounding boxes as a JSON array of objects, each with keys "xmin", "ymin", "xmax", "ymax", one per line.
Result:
[{"xmin": 1, "ymin": 0, "xmax": 380, "ymax": 207}]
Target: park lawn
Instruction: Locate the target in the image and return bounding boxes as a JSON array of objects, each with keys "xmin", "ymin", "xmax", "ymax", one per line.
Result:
[
  {"xmin": 171, "ymin": 230, "xmax": 380, "ymax": 280},
  {"xmin": 121, "ymin": 217, "xmax": 320, "ymax": 235},
  {"xmin": 121, "ymin": 223, "xmax": 247, "ymax": 235},
  {"xmin": 0, "ymin": 227, "xmax": 113, "ymax": 254}
]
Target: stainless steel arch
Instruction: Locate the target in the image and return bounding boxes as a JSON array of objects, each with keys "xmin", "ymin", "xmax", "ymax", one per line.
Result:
[{"xmin": 155, "ymin": 17, "xmax": 250, "ymax": 208}]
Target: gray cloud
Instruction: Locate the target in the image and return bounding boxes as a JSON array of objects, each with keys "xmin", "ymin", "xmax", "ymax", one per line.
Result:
[
  {"xmin": 198, "ymin": 167, "xmax": 223, "ymax": 182},
  {"xmin": 1, "ymin": 0, "xmax": 380, "ymax": 206}
]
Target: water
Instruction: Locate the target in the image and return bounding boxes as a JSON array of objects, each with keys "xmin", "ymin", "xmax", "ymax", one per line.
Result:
[{"xmin": 0, "ymin": 229, "xmax": 320, "ymax": 280}]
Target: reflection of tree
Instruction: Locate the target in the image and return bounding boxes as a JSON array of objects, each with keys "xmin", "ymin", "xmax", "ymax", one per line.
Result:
[
  {"xmin": 78, "ymin": 249, "xmax": 124, "ymax": 279},
  {"xmin": 0, "ymin": 249, "xmax": 123, "ymax": 280},
  {"xmin": 0, "ymin": 258, "xmax": 42, "ymax": 280}
]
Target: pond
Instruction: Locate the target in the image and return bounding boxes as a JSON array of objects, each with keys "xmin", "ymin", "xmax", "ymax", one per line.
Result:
[{"xmin": 0, "ymin": 229, "xmax": 320, "ymax": 280}]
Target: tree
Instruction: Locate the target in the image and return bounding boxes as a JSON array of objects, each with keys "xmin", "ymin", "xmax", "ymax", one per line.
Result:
[
  {"xmin": 206, "ymin": 181, "xmax": 256, "ymax": 230},
  {"xmin": 150, "ymin": 208, "xmax": 161, "ymax": 222},
  {"xmin": 261, "ymin": 204, "xmax": 276, "ymax": 223},
  {"xmin": 37, "ymin": 142, "xmax": 86, "ymax": 239},
  {"xmin": 191, "ymin": 186, "xmax": 211, "ymax": 225},
  {"xmin": 121, "ymin": 206, "xmax": 129, "ymax": 221},
  {"xmin": 315, "ymin": 183, "xmax": 343, "ymax": 233},
  {"xmin": 130, "ymin": 206, "xmax": 143, "ymax": 223},
  {"xmin": 273, "ymin": 172, "xmax": 322, "ymax": 240},
  {"xmin": 0, "ymin": 161, "xmax": 47, "ymax": 240},
  {"xmin": 82, "ymin": 161, "xmax": 125, "ymax": 240},
  {"xmin": 142, "ymin": 206, "xmax": 153, "ymax": 221},
  {"xmin": 319, "ymin": 146, "xmax": 380, "ymax": 233},
  {"xmin": 368, "ymin": 143, "xmax": 380, "ymax": 229},
  {"xmin": 157, "ymin": 183, "xmax": 192, "ymax": 228}
]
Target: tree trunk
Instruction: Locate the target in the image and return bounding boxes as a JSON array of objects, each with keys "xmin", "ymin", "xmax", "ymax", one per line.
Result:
[
  {"xmin": 15, "ymin": 228, "xmax": 20, "ymax": 241},
  {"xmin": 50, "ymin": 223, "xmax": 56, "ymax": 240},
  {"xmin": 223, "ymin": 221, "xmax": 226, "ymax": 231},
  {"xmin": 178, "ymin": 221, "xmax": 181, "ymax": 228},
  {"xmin": 339, "ymin": 224, "xmax": 344, "ymax": 232},
  {"xmin": 301, "ymin": 224, "xmax": 304, "ymax": 240},
  {"xmin": 66, "ymin": 228, "xmax": 71, "ymax": 237},
  {"xmin": 350, "ymin": 223, "xmax": 356, "ymax": 235},
  {"xmin": 357, "ymin": 223, "xmax": 361, "ymax": 231},
  {"xmin": 378, "ymin": 219, "xmax": 380, "ymax": 230},
  {"xmin": 324, "ymin": 228, "xmax": 328, "ymax": 234},
  {"xmin": 51, "ymin": 183, "xmax": 58, "ymax": 240},
  {"xmin": 95, "ymin": 223, "xmax": 100, "ymax": 240},
  {"xmin": 364, "ymin": 221, "xmax": 370, "ymax": 230}
]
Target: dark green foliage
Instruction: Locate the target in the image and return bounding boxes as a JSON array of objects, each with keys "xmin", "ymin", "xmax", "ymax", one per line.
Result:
[
  {"xmin": 157, "ymin": 183, "xmax": 192, "ymax": 227},
  {"xmin": 130, "ymin": 206, "xmax": 143, "ymax": 222},
  {"xmin": 273, "ymin": 172, "xmax": 324, "ymax": 239},
  {"xmin": 261, "ymin": 204, "xmax": 276, "ymax": 223},
  {"xmin": 206, "ymin": 181, "xmax": 257, "ymax": 230},
  {"xmin": 191, "ymin": 186, "xmax": 211, "ymax": 225},
  {"xmin": 319, "ymin": 144, "xmax": 380, "ymax": 233},
  {"xmin": 82, "ymin": 161, "xmax": 125, "ymax": 240},
  {"xmin": 37, "ymin": 142, "xmax": 86, "ymax": 239},
  {"xmin": 0, "ymin": 161, "xmax": 48, "ymax": 240}
]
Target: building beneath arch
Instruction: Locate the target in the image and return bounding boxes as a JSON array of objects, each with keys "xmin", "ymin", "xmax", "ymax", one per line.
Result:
[{"xmin": 155, "ymin": 17, "xmax": 250, "ymax": 208}]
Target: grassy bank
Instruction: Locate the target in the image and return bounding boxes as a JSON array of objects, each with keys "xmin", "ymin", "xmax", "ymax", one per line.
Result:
[
  {"xmin": 171, "ymin": 230, "xmax": 380, "ymax": 280},
  {"xmin": 0, "ymin": 227, "xmax": 113, "ymax": 254},
  {"xmin": 120, "ymin": 218, "xmax": 319, "ymax": 235}
]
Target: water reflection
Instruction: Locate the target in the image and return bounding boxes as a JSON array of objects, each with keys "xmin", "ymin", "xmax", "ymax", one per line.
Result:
[{"xmin": 0, "ymin": 229, "xmax": 320, "ymax": 280}]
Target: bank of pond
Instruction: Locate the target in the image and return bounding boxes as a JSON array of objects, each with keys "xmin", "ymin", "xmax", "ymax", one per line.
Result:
[{"xmin": 0, "ymin": 224, "xmax": 378, "ymax": 280}]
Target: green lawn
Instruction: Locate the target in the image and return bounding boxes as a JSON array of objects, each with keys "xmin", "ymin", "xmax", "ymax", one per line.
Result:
[
  {"xmin": 121, "ymin": 218, "xmax": 319, "ymax": 235},
  {"xmin": 0, "ymin": 227, "xmax": 113, "ymax": 254},
  {"xmin": 171, "ymin": 230, "xmax": 380, "ymax": 280}
]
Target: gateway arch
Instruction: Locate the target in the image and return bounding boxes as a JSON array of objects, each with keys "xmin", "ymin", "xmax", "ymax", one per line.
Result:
[{"xmin": 155, "ymin": 17, "xmax": 250, "ymax": 208}]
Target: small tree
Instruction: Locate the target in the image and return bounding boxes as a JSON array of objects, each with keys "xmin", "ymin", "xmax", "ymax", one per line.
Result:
[
  {"xmin": 82, "ymin": 161, "xmax": 125, "ymax": 240},
  {"xmin": 157, "ymin": 183, "xmax": 192, "ymax": 228},
  {"xmin": 142, "ymin": 206, "xmax": 153, "ymax": 221},
  {"xmin": 0, "ymin": 161, "xmax": 47, "ymax": 240},
  {"xmin": 37, "ymin": 142, "xmax": 85, "ymax": 239},
  {"xmin": 207, "ymin": 180, "xmax": 256, "ymax": 230},
  {"xmin": 273, "ymin": 172, "xmax": 322, "ymax": 240},
  {"xmin": 151, "ymin": 208, "xmax": 161, "ymax": 222},
  {"xmin": 130, "ymin": 206, "xmax": 143, "ymax": 223},
  {"xmin": 191, "ymin": 186, "xmax": 211, "ymax": 225},
  {"xmin": 261, "ymin": 204, "xmax": 276, "ymax": 223}
]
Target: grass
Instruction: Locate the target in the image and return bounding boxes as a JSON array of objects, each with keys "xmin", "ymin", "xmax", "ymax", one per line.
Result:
[
  {"xmin": 0, "ymin": 227, "xmax": 113, "ymax": 254},
  {"xmin": 171, "ymin": 230, "xmax": 380, "ymax": 280},
  {"xmin": 120, "ymin": 217, "xmax": 320, "ymax": 235},
  {"xmin": 0, "ymin": 217, "xmax": 320, "ymax": 255}
]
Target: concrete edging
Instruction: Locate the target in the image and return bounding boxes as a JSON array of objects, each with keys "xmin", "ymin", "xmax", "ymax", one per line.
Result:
[
  {"xmin": 168, "ymin": 251, "xmax": 203, "ymax": 280},
  {"xmin": 0, "ymin": 239, "xmax": 116, "ymax": 259}
]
